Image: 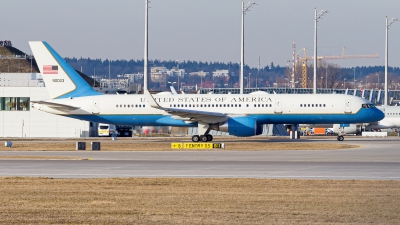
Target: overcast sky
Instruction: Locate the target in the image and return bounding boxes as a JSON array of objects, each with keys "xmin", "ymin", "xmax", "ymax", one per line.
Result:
[{"xmin": 3, "ymin": 0, "xmax": 400, "ymax": 69}]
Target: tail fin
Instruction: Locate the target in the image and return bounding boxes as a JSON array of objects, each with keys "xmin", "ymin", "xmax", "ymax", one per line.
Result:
[{"xmin": 29, "ymin": 41, "xmax": 102, "ymax": 99}]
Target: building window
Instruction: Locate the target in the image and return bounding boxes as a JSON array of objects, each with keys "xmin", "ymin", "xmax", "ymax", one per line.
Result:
[{"xmin": 0, "ymin": 97, "xmax": 30, "ymax": 111}]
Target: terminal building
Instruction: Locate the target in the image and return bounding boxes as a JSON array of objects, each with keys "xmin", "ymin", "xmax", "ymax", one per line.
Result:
[{"xmin": 0, "ymin": 73, "xmax": 95, "ymax": 137}]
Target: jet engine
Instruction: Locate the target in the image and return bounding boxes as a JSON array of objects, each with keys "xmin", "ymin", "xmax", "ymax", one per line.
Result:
[{"xmin": 227, "ymin": 117, "xmax": 263, "ymax": 137}]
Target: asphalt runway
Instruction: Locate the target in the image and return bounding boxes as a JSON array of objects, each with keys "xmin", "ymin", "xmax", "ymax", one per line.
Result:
[{"xmin": 1, "ymin": 137, "xmax": 400, "ymax": 180}]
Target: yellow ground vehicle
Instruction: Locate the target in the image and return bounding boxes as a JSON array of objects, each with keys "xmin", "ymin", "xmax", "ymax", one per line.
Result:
[{"xmin": 98, "ymin": 124, "xmax": 117, "ymax": 137}]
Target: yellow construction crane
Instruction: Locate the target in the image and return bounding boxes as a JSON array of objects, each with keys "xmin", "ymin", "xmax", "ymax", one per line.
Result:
[{"xmin": 296, "ymin": 47, "xmax": 379, "ymax": 88}]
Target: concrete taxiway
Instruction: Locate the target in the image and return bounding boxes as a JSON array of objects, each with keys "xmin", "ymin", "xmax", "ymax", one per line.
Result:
[{"xmin": 1, "ymin": 137, "xmax": 400, "ymax": 180}]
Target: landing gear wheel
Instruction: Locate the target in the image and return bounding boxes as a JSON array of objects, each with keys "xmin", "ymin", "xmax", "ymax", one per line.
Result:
[
  {"xmin": 206, "ymin": 134, "xmax": 213, "ymax": 142},
  {"xmin": 192, "ymin": 135, "xmax": 200, "ymax": 142},
  {"xmin": 337, "ymin": 136, "xmax": 344, "ymax": 141},
  {"xmin": 200, "ymin": 135, "xmax": 208, "ymax": 142}
]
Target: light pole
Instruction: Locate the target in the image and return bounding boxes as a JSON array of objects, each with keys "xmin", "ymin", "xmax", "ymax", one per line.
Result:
[
  {"xmin": 321, "ymin": 76, "xmax": 324, "ymax": 88},
  {"xmin": 314, "ymin": 8, "xmax": 328, "ymax": 94},
  {"xmin": 385, "ymin": 16, "xmax": 398, "ymax": 105},
  {"xmin": 325, "ymin": 63, "xmax": 328, "ymax": 88},
  {"xmin": 353, "ymin": 69, "xmax": 356, "ymax": 89},
  {"xmin": 240, "ymin": 0, "xmax": 256, "ymax": 94},
  {"xmin": 284, "ymin": 78, "xmax": 289, "ymax": 92},
  {"xmin": 366, "ymin": 76, "xmax": 369, "ymax": 89},
  {"xmin": 144, "ymin": 0, "xmax": 149, "ymax": 92},
  {"xmin": 108, "ymin": 58, "xmax": 111, "ymax": 80},
  {"xmin": 376, "ymin": 73, "xmax": 380, "ymax": 89},
  {"xmin": 248, "ymin": 73, "xmax": 251, "ymax": 88},
  {"xmin": 344, "ymin": 78, "xmax": 346, "ymax": 89},
  {"xmin": 176, "ymin": 60, "xmax": 180, "ymax": 92}
]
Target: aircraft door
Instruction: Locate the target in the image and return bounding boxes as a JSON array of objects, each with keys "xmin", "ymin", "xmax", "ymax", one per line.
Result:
[
  {"xmin": 92, "ymin": 99, "xmax": 99, "ymax": 114},
  {"xmin": 275, "ymin": 99, "xmax": 282, "ymax": 114},
  {"xmin": 345, "ymin": 99, "xmax": 351, "ymax": 113}
]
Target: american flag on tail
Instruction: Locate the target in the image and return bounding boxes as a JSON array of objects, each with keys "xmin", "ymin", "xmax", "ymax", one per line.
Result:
[{"xmin": 43, "ymin": 65, "xmax": 58, "ymax": 74}]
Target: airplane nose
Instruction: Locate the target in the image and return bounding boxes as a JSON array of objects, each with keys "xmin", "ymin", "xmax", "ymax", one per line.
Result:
[{"xmin": 376, "ymin": 108, "xmax": 385, "ymax": 121}]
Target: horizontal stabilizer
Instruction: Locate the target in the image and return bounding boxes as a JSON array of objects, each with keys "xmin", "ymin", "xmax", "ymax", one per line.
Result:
[{"xmin": 31, "ymin": 101, "xmax": 80, "ymax": 112}]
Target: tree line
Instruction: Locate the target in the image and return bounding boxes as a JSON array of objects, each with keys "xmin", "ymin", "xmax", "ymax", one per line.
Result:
[{"xmin": 64, "ymin": 57, "xmax": 400, "ymax": 89}]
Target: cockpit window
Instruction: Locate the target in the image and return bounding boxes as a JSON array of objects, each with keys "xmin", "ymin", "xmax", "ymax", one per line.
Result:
[{"xmin": 362, "ymin": 103, "xmax": 375, "ymax": 109}]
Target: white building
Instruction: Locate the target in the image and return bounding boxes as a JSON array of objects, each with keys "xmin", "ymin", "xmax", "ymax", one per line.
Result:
[
  {"xmin": 189, "ymin": 71, "xmax": 209, "ymax": 77},
  {"xmin": 167, "ymin": 68, "xmax": 185, "ymax": 78},
  {"xmin": 0, "ymin": 73, "xmax": 93, "ymax": 137},
  {"xmin": 212, "ymin": 70, "xmax": 231, "ymax": 78},
  {"xmin": 118, "ymin": 73, "xmax": 144, "ymax": 81}
]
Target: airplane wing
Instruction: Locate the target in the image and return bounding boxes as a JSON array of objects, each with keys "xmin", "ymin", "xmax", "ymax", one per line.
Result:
[
  {"xmin": 31, "ymin": 101, "xmax": 80, "ymax": 112},
  {"xmin": 144, "ymin": 90, "xmax": 227, "ymax": 122}
]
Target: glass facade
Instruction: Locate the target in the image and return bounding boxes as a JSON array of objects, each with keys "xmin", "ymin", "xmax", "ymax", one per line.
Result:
[{"xmin": 0, "ymin": 97, "xmax": 30, "ymax": 111}]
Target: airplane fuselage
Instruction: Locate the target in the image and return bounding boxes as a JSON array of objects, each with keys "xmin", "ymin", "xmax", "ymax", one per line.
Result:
[{"xmin": 32, "ymin": 93, "xmax": 384, "ymax": 127}]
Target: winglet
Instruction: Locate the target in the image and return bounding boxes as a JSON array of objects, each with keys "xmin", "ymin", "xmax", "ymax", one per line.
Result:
[
  {"xmin": 170, "ymin": 86, "xmax": 178, "ymax": 94},
  {"xmin": 144, "ymin": 90, "xmax": 161, "ymax": 109}
]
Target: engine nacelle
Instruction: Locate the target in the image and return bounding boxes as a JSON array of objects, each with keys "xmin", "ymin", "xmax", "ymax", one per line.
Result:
[
  {"xmin": 333, "ymin": 124, "xmax": 362, "ymax": 135},
  {"xmin": 228, "ymin": 117, "xmax": 261, "ymax": 137}
]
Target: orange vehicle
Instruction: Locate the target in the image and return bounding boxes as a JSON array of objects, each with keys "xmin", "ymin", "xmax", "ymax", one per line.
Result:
[{"xmin": 313, "ymin": 128, "xmax": 326, "ymax": 135}]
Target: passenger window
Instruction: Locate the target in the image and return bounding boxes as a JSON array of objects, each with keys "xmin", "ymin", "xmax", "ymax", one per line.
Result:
[
  {"xmin": 300, "ymin": 104, "xmax": 302, "ymax": 107},
  {"xmin": 254, "ymin": 104, "xmax": 256, "ymax": 107},
  {"xmin": 308, "ymin": 104, "xmax": 310, "ymax": 107},
  {"xmin": 246, "ymin": 104, "xmax": 249, "ymax": 107},
  {"xmin": 116, "ymin": 105, "xmax": 118, "ymax": 108}
]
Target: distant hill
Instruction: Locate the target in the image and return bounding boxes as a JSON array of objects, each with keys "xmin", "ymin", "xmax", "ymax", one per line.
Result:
[{"xmin": 0, "ymin": 46, "xmax": 39, "ymax": 73}]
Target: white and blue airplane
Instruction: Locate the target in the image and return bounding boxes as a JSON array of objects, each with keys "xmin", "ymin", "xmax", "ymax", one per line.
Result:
[
  {"xmin": 29, "ymin": 41, "xmax": 384, "ymax": 142},
  {"xmin": 301, "ymin": 105, "xmax": 400, "ymax": 135}
]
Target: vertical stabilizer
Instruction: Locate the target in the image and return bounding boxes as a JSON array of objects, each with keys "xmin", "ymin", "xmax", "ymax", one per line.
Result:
[{"xmin": 29, "ymin": 41, "xmax": 102, "ymax": 99}]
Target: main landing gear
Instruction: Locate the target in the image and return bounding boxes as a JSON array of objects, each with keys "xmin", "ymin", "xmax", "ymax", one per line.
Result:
[
  {"xmin": 192, "ymin": 134, "xmax": 213, "ymax": 142},
  {"xmin": 337, "ymin": 136, "xmax": 344, "ymax": 141}
]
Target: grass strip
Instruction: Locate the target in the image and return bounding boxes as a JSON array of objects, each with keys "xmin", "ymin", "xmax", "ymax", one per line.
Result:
[{"xmin": 0, "ymin": 177, "xmax": 399, "ymax": 224}]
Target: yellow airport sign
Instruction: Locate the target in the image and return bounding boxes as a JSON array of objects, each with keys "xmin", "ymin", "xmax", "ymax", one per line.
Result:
[
  {"xmin": 171, "ymin": 143, "xmax": 225, "ymax": 149},
  {"xmin": 171, "ymin": 143, "xmax": 183, "ymax": 149}
]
